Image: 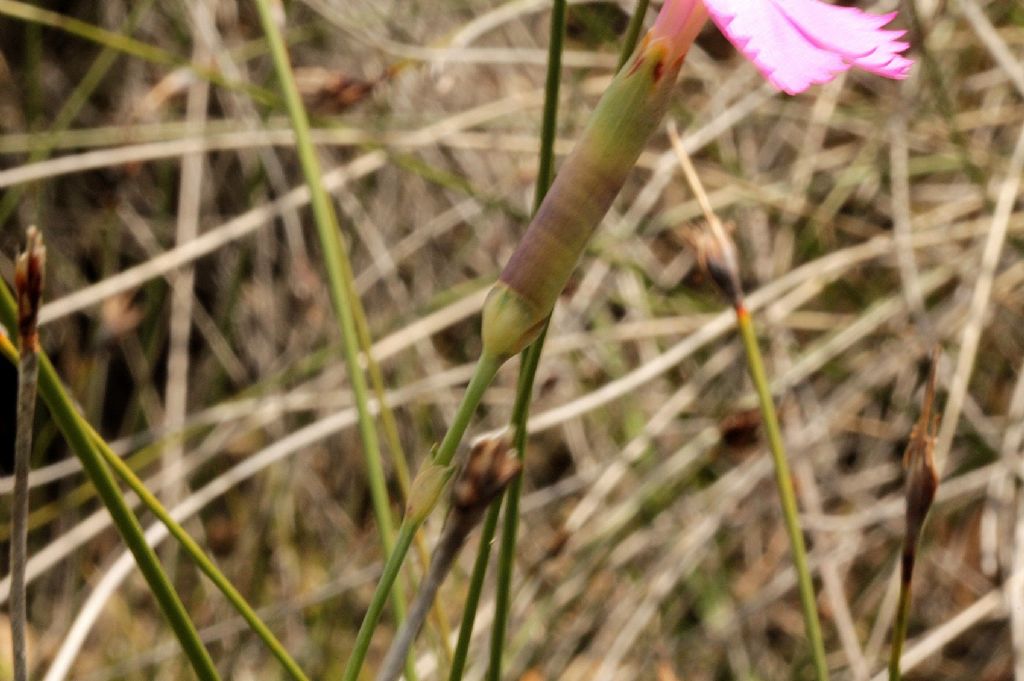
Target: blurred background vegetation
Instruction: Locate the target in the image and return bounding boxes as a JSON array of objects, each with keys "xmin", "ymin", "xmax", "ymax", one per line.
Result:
[{"xmin": 1, "ymin": 0, "xmax": 1023, "ymax": 679}]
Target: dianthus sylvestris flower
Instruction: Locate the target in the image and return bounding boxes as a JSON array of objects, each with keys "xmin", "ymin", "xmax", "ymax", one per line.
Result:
[
  {"xmin": 481, "ymin": 0, "xmax": 912, "ymax": 359},
  {"xmin": 656, "ymin": 0, "xmax": 913, "ymax": 94}
]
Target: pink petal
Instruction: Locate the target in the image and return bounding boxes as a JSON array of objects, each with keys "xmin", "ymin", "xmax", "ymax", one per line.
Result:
[
  {"xmin": 702, "ymin": 0, "xmax": 913, "ymax": 94},
  {"xmin": 653, "ymin": 0, "xmax": 701, "ymax": 40},
  {"xmin": 701, "ymin": 0, "xmax": 845, "ymax": 94},
  {"xmin": 651, "ymin": 0, "xmax": 710, "ymax": 62},
  {"xmin": 774, "ymin": 0, "xmax": 913, "ymax": 78}
]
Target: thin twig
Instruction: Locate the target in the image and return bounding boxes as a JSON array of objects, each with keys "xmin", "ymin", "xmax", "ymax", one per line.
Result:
[
  {"xmin": 377, "ymin": 438, "xmax": 520, "ymax": 681},
  {"xmin": 11, "ymin": 226, "xmax": 45, "ymax": 681},
  {"xmin": 341, "ymin": 355, "xmax": 501, "ymax": 681},
  {"xmin": 668, "ymin": 122, "xmax": 829, "ymax": 681},
  {"xmin": 163, "ymin": 8, "xmax": 210, "ymax": 521}
]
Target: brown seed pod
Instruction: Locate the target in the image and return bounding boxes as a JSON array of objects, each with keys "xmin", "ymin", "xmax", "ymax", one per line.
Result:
[
  {"xmin": 903, "ymin": 347, "xmax": 941, "ymax": 548},
  {"xmin": 451, "ymin": 435, "xmax": 522, "ymax": 523},
  {"xmin": 14, "ymin": 227, "xmax": 45, "ymax": 353}
]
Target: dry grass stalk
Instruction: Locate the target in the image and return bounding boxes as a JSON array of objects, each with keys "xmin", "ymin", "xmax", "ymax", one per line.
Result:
[
  {"xmin": 377, "ymin": 436, "xmax": 520, "ymax": 681},
  {"xmin": 0, "ymin": 2, "xmax": 1020, "ymax": 678},
  {"xmin": 11, "ymin": 226, "xmax": 45, "ymax": 681},
  {"xmin": 889, "ymin": 347, "xmax": 941, "ymax": 681}
]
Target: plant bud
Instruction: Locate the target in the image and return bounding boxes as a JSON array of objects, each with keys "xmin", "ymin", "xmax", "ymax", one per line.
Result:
[
  {"xmin": 406, "ymin": 461, "xmax": 454, "ymax": 525},
  {"xmin": 14, "ymin": 226, "xmax": 45, "ymax": 353},
  {"xmin": 903, "ymin": 348, "xmax": 941, "ymax": 545},
  {"xmin": 683, "ymin": 220, "xmax": 742, "ymax": 306}
]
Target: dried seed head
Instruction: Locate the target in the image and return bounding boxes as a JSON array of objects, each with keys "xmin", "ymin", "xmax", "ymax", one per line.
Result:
[
  {"xmin": 666, "ymin": 121, "xmax": 743, "ymax": 306},
  {"xmin": 451, "ymin": 435, "xmax": 521, "ymax": 520},
  {"xmin": 682, "ymin": 220, "xmax": 743, "ymax": 305},
  {"xmin": 294, "ymin": 66, "xmax": 379, "ymax": 114},
  {"xmin": 14, "ymin": 226, "xmax": 45, "ymax": 352},
  {"xmin": 903, "ymin": 347, "xmax": 941, "ymax": 545}
]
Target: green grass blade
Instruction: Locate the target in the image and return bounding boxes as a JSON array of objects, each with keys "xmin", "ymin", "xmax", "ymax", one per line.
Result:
[
  {"xmin": 0, "ymin": 285, "xmax": 221, "ymax": 681},
  {"xmin": 736, "ymin": 307, "xmax": 829, "ymax": 681},
  {"xmin": 0, "ymin": 332, "xmax": 310, "ymax": 681},
  {"xmin": 250, "ymin": 1, "xmax": 420, "ymax": 675},
  {"xmin": 485, "ymin": 0, "xmax": 567, "ymax": 676},
  {"xmin": 342, "ymin": 354, "xmax": 501, "ymax": 680},
  {"xmin": 616, "ymin": 0, "xmax": 650, "ymax": 70},
  {"xmin": 448, "ymin": 500, "xmax": 501, "ymax": 681},
  {"xmin": 89, "ymin": 426, "xmax": 311, "ymax": 681}
]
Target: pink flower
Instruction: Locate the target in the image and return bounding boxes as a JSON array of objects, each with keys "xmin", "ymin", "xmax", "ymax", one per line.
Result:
[{"xmin": 652, "ymin": 0, "xmax": 913, "ymax": 95}]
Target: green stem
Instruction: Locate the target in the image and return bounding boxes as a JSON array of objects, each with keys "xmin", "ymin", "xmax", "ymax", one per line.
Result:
[
  {"xmin": 433, "ymin": 355, "xmax": 503, "ymax": 468},
  {"xmin": 251, "ymin": 2, "xmax": 415, "ymax": 675},
  {"xmin": 448, "ymin": 500, "xmax": 501, "ymax": 681},
  {"xmin": 1, "ymin": 332, "xmax": 308, "ymax": 680},
  {"xmin": 532, "ymin": 1, "xmax": 567, "ymax": 208},
  {"xmin": 888, "ymin": 563, "xmax": 913, "ymax": 681},
  {"xmin": 486, "ymin": 0, "xmax": 567, "ymax": 674},
  {"xmin": 0, "ymin": 288, "xmax": 220, "ymax": 681},
  {"xmin": 341, "ymin": 520, "xmax": 418, "ymax": 681},
  {"xmin": 472, "ymin": 0, "xmax": 656, "ymax": 664},
  {"xmin": 486, "ymin": 324, "xmax": 548, "ymax": 681},
  {"xmin": 735, "ymin": 305, "xmax": 829, "ymax": 681},
  {"xmin": 616, "ymin": 0, "xmax": 651, "ymax": 70},
  {"xmin": 342, "ymin": 354, "xmax": 500, "ymax": 681},
  {"xmin": 350, "ymin": 243, "xmax": 454, "ymax": 663}
]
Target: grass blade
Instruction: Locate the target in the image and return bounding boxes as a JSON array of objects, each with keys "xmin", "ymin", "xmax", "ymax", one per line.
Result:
[
  {"xmin": 250, "ymin": 1, "xmax": 418, "ymax": 675},
  {"xmin": 0, "ymin": 249, "xmax": 221, "ymax": 681},
  {"xmin": 668, "ymin": 128, "xmax": 830, "ymax": 681}
]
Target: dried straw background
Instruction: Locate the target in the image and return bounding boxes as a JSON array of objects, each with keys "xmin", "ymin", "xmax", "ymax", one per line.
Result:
[{"xmin": 0, "ymin": 1, "xmax": 1023, "ymax": 679}]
